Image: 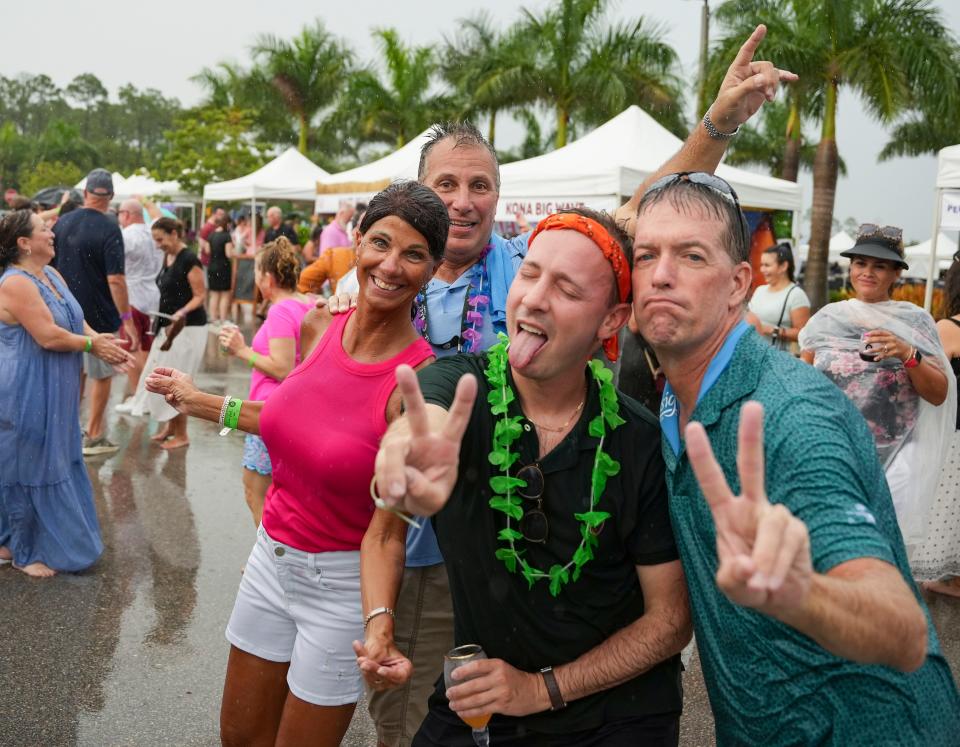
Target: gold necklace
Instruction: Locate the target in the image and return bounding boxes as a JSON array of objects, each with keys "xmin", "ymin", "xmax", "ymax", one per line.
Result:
[{"xmin": 526, "ymin": 398, "xmax": 585, "ymax": 433}]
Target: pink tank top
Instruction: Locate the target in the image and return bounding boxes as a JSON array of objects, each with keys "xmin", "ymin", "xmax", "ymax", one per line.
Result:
[{"xmin": 260, "ymin": 308, "xmax": 433, "ymax": 552}]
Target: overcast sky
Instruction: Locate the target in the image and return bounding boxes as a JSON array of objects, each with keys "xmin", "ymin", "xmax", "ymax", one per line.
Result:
[{"xmin": 4, "ymin": 0, "xmax": 958, "ymax": 241}]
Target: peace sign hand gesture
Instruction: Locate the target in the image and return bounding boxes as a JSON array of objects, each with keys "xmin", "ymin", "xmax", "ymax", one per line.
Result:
[
  {"xmin": 710, "ymin": 24, "xmax": 799, "ymax": 133},
  {"xmin": 684, "ymin": 402, "xmax": 812, "ymax": 617},
  {"xmin": 375, "ymin": 365, "xmax": 478, "ymax": 517}
]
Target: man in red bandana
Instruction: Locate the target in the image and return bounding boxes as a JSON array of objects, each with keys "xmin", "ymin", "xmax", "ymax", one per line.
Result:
[{"xmin": 361, "ymin": 208, "xmax": 691, "ymax": 746}]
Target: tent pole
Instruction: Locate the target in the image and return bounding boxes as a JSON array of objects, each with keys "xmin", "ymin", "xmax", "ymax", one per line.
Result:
[
  {"xmin": 924, "ymin": 188, "xmax": 942, "ymax": 312},
  {"xmin": 251, "ymin": 188, "xmax": 257, "ymax": 249}
]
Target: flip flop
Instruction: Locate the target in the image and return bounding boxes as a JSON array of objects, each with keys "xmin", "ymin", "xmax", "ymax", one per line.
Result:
[{"xmin": 0, "ymin": 558, "xmax": 11, "ymax": 566}]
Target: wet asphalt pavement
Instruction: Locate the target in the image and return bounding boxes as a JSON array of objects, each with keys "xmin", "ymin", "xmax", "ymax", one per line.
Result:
[{"xmin": 1, "ymin": 335, "xmax": 959, "ymax": 746}]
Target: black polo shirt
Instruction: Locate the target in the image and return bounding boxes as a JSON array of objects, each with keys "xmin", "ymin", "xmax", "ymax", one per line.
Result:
[
  {"xmin": 264, "ymin": 223, "xmax": 300, "ymax": 246},
  {"xmin": 52, "ymin": 207, "xmax": 125, "ymax": 333},
  {"xmin": 418, "ymin": 354, "xmax": 681, "ymax": 735}
]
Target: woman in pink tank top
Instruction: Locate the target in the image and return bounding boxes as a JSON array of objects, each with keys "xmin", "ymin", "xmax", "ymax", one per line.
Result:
[{"xmin": 145, "ymin": 182, "xmax": 448, "ymax": 746}]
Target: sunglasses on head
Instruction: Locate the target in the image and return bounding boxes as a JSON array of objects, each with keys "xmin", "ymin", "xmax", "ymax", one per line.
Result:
[
  {"xmin": 857, "ymin": 223, "xmax": 903, "ymax": 245},
  {"xmin": 646, "ymin": 172, "xmax": 742, "ymax": 210}
]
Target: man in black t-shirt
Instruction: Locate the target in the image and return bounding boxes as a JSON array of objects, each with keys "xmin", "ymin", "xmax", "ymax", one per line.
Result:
[
  {"xmin": 263, "ymin": 206, "xmax": 300, "ymax": 248},
  {"xmin": 53, "ymin": 169, "xmax": 139, "ymax": 456},
  {"xmin": 360, "ymin": 209, "xmax": 690, "ymax": 746}
]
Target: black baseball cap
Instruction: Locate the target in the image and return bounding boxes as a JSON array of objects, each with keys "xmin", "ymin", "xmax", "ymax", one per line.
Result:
[{"xmin": 85, "ymin": 168, "xmax": 114, "ymax": 197}]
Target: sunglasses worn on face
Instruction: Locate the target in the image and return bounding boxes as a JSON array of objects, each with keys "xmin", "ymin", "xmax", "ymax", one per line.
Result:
[{"xmin": 857, "ymin": 223, "xmax": 903, "ymax": 245}]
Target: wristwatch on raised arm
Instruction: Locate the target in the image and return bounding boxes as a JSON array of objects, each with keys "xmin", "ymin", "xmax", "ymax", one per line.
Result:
[{"xmin": 904, "ymin": 347, "xmax": 923, "ymax": 369}]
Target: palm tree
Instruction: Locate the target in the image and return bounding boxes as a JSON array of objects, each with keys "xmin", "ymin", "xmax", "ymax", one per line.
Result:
[
  {"xmin": 710, "ymin": 0, "xmax": 959, "ymax": 310},
  {"xmin": 723, "ymin": 99, "xmax": 846, "ymax": 177},
  {"xmin": 345, "ymin": 29, "xmax": 455, "ymax": 148},
  {"xmin": 251, "ymin": 21, "xmax": 354, "ymax": 153},
  {"xmin": 441, "ymin": 13, "xmax": 532, "ymax": 147},
  {"xmin": 708, "ymin": 0, "xmax": 821, "ymax": 183},
  {"xmin": 511, "ymin": 0, "xmax": 685, "ymax": 148},
  {"xmin": 799, "ymin": 0, "xmax": 958, "ymax": 309}
]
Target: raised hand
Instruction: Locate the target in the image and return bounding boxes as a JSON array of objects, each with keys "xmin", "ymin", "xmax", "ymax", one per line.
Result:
[
  {"xmin": 710, "ymin": 24, "xmax": 799, "ymax": 132},
  {"xmin": 684, "ymin": 401, "xmax": 812, "ymax": 616},
  {"xmin": 374, "ymin": 365, "xmax": 477, "ymax": 516},
  {"xmin": 144, "ymin": 367, "xmax": 198, "ymax": 414}
]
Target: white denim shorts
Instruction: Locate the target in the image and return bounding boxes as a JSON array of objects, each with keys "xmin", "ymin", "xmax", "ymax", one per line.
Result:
[{"xmin": 225, "ymin": 525, "xmax": 363, "ymax": 706}]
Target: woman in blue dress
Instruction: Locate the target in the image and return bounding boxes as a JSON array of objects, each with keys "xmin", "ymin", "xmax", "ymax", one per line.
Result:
[{"xmin": 0, "ymin": 209, "xmax": 132, "ymax": 578}]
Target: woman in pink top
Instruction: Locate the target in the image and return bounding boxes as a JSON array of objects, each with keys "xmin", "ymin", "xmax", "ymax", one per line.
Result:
[
  {"xmin": 145, "ymin": 181, "xmax": 447, "ymax": 746},
  {"xmin": 218, "ymin": 236, "xmax": 313, "ymax": 526}
]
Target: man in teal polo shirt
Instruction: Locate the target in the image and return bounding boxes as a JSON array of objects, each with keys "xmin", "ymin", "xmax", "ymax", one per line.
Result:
[{"xmin": 631, "ymin": 172, "xmax": 960, "ymax": 745}]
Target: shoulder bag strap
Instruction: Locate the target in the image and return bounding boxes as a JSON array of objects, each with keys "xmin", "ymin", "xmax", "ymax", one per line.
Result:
[{"xmin": 776, "ymin": 284, "xmax": 797, "ymax": 329}]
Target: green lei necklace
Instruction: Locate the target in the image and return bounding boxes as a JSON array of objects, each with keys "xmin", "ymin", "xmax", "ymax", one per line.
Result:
[{"xmin": 485, "ymin": 333, "xmax": 625, "ymax": 596}]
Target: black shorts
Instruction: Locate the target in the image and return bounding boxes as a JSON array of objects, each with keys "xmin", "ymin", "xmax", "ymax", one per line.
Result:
[{"xmin": 412, "ymin": 703, "xmax": 680, "ymax": 747}]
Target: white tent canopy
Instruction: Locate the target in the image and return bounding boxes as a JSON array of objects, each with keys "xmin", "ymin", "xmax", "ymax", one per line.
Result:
[
  {"xmin": 314, "ymin": 131, "xmax": 432, "ymax": 213},
  {"xmin": 203, "ymin": 147, "xmax": 330, "ymax": 202},
  {"xmin": 924, "ymin": 144, "xmax": 960, "ymax": 308},
  {"xmin": 796, "ymin": 230, "xmax": 855, "ymax": 268},
  {"xmin": 496, "ymin": 105, "xmax": 803, "ymax": 221},
  {"xmin": 75, "ymin": 172, "xmax": 197, "ymax": 203},
  {"xmin": 938, "ymin": 144, "xmax": 960, "ymax": 188},
  {"xmin": 904, "ymin": 232, "xmax": 958, "ymax": 280}
]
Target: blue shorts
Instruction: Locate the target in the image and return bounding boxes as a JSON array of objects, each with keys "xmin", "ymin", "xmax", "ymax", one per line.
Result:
[{"xmin": 242, "ymin": 434, "xmax": 272, "ymax": 475}]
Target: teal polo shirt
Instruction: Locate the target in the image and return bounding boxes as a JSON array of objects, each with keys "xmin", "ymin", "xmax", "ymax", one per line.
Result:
[{"xmin": 662, "ymin": 326, "xmax": 960, "ymax": 746}]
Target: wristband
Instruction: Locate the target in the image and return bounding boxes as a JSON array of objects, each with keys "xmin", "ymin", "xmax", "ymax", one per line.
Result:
[
  {"xmin": 248, "ymin": 352, "xmax": 259, "ymax": 369},
  {"xmin": 539, "ymin": 666, "xmax": 567, "ymax": 711},
  {"xmin": 120, "ymin": 310, "xmax": 133, "ymax": 321},
  {"xmin": 363, "ymin": 607, "xmax": 395, "ymax": 631},
  {"xmin": 84, "ymin": 336, "xmax": 93, "ymax": 353},
  {"xmin": 222, "ymin": 398, "xmax": 243, "ymax": 431}
]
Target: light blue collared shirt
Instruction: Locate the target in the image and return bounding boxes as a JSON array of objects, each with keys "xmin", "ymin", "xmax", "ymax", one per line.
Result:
[{"xmin": 659, "ymin": 321, "xmax": 751, "ymax": 456}]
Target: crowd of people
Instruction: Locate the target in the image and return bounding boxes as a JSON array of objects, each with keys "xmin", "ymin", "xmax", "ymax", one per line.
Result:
[{"xmin": 1, "ymin": 20, "xmax": 959, "ymax": 747}]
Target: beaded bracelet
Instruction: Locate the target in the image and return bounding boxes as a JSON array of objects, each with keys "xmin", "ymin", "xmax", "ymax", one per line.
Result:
[{"xmin": 217, "ymin": 395, "xmax": 232, "ymax": 429}]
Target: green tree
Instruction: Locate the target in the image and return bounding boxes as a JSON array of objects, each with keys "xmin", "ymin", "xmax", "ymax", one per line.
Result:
[
  {"xmin": 251, "ymin": 21, "xmax": 354, "ymax": 153},
  {"xmin": 512, "ymin": 0, "xmax": 685, "ymax": 148},
  {"xmin": 345, "ymin": 28, "xmax": 455, "ymax": 148},
  {"xmin": 708, "ymin": 0, "xmax": 820, "ymax": 183},
  {"xmin": 115, "ymin": 84, "xmax": 180, "ymax": 167},
  {"xmin": 442, "ymin": 13, "xmax": 532, "ymax": 146},
  {"xmin": 18, "ymin": 160, "xmax": 83, "ymax": 196},
  {"xmin": 156, "ymin": 108, "xmax": 268, "ymax": 194},
  {"xmin": 722, "ymin": 98, "xmax": 846, "ymax": 177},
  {"xmin": 0, "ymin": 122, "xmax": 28, "ymax": 190},
  {"xmin": 65, "ymin": 73, "xmax": 108, "ymax": 139},
  {"xmin": 800, "ymin": 0, "xmax": 958, "ymax": 309}
]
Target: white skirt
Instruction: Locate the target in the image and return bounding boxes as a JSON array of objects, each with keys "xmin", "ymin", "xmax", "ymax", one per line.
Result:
[
  {"xmin": 910, "ymin": 429, "xmax": 960, "ymax": 580},
  {"xmin": 131, "ymin": 325, "xmax": 209, "ymax": 423}
]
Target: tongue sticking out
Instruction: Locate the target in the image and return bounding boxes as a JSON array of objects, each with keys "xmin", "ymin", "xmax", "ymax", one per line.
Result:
[{"xmin": 509, "ymin": 329, "xmax": 547, "ymax": 369}]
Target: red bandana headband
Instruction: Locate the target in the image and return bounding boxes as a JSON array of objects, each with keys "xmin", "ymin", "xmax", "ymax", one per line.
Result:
[{"xmin": 528, "ymin": 213, "xmax": 631, "ymax": 362}]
